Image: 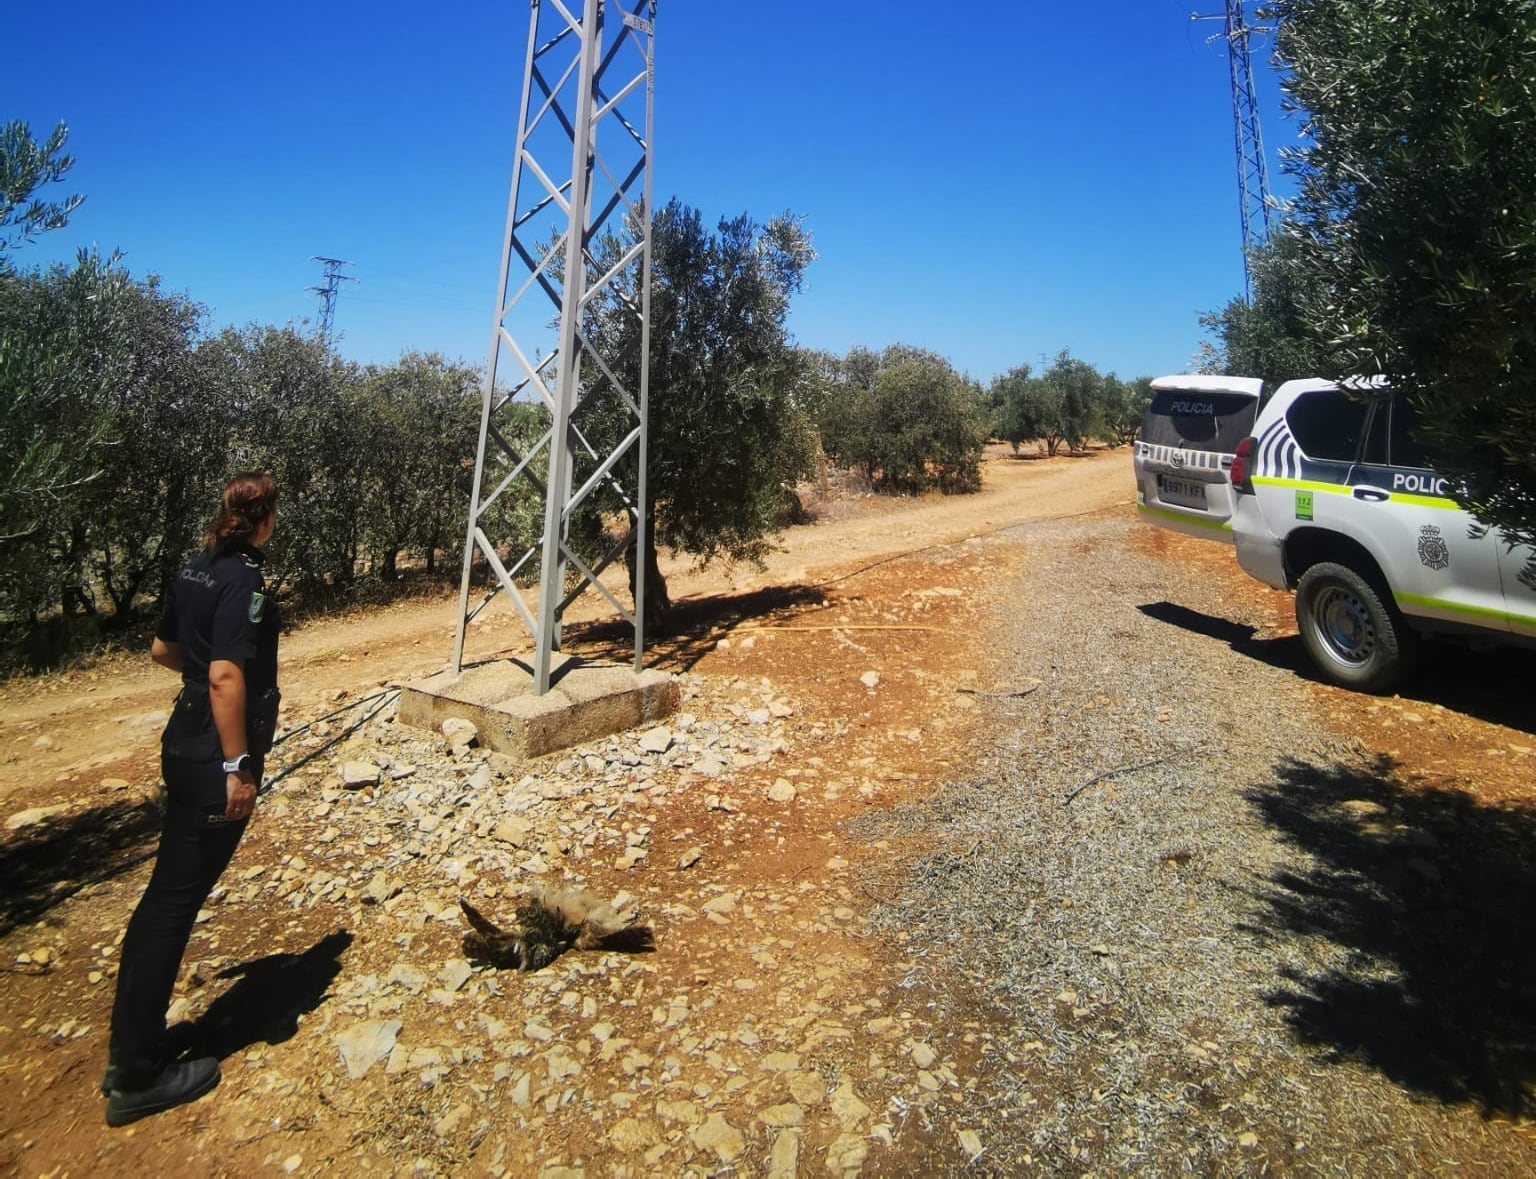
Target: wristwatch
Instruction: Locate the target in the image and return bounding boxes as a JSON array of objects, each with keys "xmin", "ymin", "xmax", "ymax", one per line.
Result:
[{"xmin": 222, "ymin": 753, "xmax": 252, "ymax": 774}]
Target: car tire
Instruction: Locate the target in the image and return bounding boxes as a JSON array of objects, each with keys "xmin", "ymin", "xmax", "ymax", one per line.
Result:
[{"xmin": 1295, "ymin": 561, "xmax": 1419, "ymax": 693}]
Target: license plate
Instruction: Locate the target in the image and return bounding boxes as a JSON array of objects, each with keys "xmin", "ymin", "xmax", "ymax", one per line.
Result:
[{"xmin": 1157, "ymin": 474, "xmax": 1207, "ymax": 508}]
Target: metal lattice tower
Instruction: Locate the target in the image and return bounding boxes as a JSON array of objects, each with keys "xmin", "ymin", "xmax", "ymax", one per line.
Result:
[
  {"xmin": 1194, "ymin": 2, "xmax": 1273, "ymax": 301},
  {"xmin": 308, "ymin": 256, "xmax": 355, "ymax": 349},
  {"xmin": 454, "ymin": 0, "xmax": 656, "ymax": 694}
]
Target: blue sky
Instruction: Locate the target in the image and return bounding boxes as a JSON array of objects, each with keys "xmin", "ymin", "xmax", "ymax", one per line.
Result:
[{"xmin": 6, "ymin": 1, "xmax": 1294, "ymax": 384}]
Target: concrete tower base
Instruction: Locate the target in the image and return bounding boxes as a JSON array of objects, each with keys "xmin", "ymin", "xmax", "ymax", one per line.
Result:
[{"xmin": 398, "ymin": 656, "xmax": 679, "ymax": 761}]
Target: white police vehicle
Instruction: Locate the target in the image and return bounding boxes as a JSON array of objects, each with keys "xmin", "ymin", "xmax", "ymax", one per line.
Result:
[
  {"xmin": 1133, "ymin": 375, "xmax": 1264, "ymax": 542},
  {"xmin": 1229, "ymin": 378, "xmax": 1536, "ymax": 692}
]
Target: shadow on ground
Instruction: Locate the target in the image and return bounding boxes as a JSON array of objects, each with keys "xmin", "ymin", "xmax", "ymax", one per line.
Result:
[
  {"xmin": 1246, "ymin": 754, "xmax": 1536, "ymax": 1117},
  {"xmin": 567, "ymin": 584, "xmax": 829, "ymax": 672},
  {"xmin": 1390, "ymin": 641, "xmax": 1536, "ymax": 736},
  {"xmin": 1137, "ymin": 601, "xmax": 1310, "ymax": 674},
  {"xmin": 1140, "ymin": 600, "xmax": 1536, "ymax": 734},
  {"xmin": 0, "ymin": 797, "xmax": 162, "ymax": 936},
  {"xmin": 182, "ymin": 931, "xmax": 354, "ymax": 1061}
]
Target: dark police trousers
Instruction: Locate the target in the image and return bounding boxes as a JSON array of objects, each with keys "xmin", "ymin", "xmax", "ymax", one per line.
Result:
[{"xmin": 107, "ymin": 753, "xmax": 258, "ymax": 1086}]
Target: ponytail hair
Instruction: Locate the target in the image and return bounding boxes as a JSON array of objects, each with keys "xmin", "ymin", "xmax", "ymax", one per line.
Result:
[{"xmin": 204, "ymin": 472, "xmax": 278, "ymax": 551}]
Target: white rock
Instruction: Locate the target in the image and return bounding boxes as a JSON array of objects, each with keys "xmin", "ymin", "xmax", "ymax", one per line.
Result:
[
  {"xmin": 466, "ymin": 764, "xmax": 495, "ymax": 791},
  {"xmin": 788, "ymin": 1070, "xmax": 826, "ymax": 1106},
  {"xmin": 768, "ymin": 1129, "xmax": 800, "ymax": 1179},
  {"xmin": 830, "ymin": 1082, "xmax": 872, "ymax": 1131},
  {"xmin": 6, "ymin": 806, "xmax": 67, "ymax": 831},
  {"xmin": 701, "ymin": 892, "xmax": 739, "ymax": 915},
  {"xmin": 689, "ymin": 1113, "xmax": 744, "ymax": 1162},
  {"xmin": 361, "ymin": 873, "xmax": 395, "ymax": 905},
  {"xmin": 387, "ymin": 964, "xmax": 428, "ymax": 992},
  {"xmin": 860, "ymin": 671, "xmax": 880, "ymax": 689},
  {"xmin": 545, "ymin": 1049, "xmax": 582, "ymax": 1080},
  {"xmin": 441, "ymin": 959, "xmax": 473, "ymax": 992},
  {"xmin": 638, "ymin": 727, "xmax": 674, "ymax": 754},
  {"xmin": 433, "ymin": 1102, "xmax": 471, "ymax": 1138},
  {"xmin": 341, "ymin": 761, "xmax": 380, "ymax": 788},
  {"xmin": 825, "ymin": 1133, "xmax": 869, "ymax": 1172},
  {"xmin": 441, "ymin": 718, "xmax": 479, "ymax": 749},
  {"xmin": 767, "ymin": 779, "xmax": 797, "ymax": 803},
  {"xmin": 656, "ymin": 1099, "xmax": 699, "ymax": 1123},
  {"xmin": 759, "ymin": 1102, "xmax": 804, "ymax": 1127},
  {"xmin": 337, "ymin": 1020, "xmax": 402, "ymax": 1079},
  {"xmin": 491, "ymin": 816, "xmax": 533, "ymax": 846}
]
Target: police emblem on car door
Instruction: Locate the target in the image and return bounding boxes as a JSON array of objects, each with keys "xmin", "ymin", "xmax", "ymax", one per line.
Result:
[{"xmin": 1417, "ymin": 526, "xmax": 1450, "ymax": 571}]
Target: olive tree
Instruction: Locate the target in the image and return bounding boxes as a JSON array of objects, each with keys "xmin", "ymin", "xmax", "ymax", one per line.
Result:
[
  {"xmin": 1268, "ymin": 0, "xmax": 1536, "ymax": 577},
  {"xmin": 818, "ymin": 345, "xmax": 987, "ymax": 492},
  {"xmin": 583, "ymin": 199, "xmax": 820, "ymax": 627},
  {"xmin": 1194, "ymin": 236, "xmax": 1328, "ymax": 388},
  {"xmin": 1, "ymin": 120, "xmax": 83, "ymax": 266},
  {"xmin": 1096, "ymin": 374, "xmax": 1153, "ymax": 448}
]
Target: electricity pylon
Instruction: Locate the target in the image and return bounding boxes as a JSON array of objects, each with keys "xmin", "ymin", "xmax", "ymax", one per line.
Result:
[
  {"xmin": 454, "ymin": 0, "xmax": 656, "ymax": 695},
  {"xmin": 1194, "ymin": 2, "xmax": 1273, "ymax": 301},
  {"xmin": 308, "ymin": 256, "xmax": 355, "ymax": 349}
]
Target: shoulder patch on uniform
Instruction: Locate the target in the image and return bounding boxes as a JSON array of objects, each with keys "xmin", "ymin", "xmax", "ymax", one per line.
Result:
[{"xmin": 249, "ymin": 591, "xmax": 267, "ymax": 623}]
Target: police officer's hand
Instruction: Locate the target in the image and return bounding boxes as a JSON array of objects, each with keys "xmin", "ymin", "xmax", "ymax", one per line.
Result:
[{"xmin": 225, "ymin": 771, "xmax": 258, "ymax": 821}]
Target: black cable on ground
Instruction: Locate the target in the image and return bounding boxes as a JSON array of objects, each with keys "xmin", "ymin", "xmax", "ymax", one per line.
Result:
[{"xmin": 260, "ymin": 687, "xmax": 402, "ymax": 794}]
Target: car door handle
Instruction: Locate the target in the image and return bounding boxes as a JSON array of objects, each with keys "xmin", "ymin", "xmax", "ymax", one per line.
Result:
[{"xmin": 1353, "ymin": 487, "xmax": 1390, "ymax": 502}]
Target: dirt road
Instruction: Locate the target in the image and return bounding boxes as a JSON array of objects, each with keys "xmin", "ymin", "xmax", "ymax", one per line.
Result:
[{"xmin": 2, "ymin": 447, "xmax": 1533, "ymax": 1176}]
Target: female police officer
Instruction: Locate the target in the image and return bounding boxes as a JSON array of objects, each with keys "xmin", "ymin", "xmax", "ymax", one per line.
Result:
[{"xmin": 103, "ymin": 472, "xmax": 281, "ymax": 1127}]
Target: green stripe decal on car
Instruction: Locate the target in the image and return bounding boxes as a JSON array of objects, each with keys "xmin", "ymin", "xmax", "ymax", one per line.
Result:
[
  {"xmin": 1253, "ymin": 475, "xmax": 1461, "ymax": 511},
  {"xmin": 1395, "ymin": 591, "xmax": 1528, "ymax": 627},
  {"xmin": 1251, "ymin": 476, "xmax": 1349, "ymax": 495},
  {"xmin": 1389, "ymin": 491, "xmax": 1464, "ymax": 511},
  {"xmin": 1135, "ymin": 504, "xmax": 1233, "ymax": 531}
]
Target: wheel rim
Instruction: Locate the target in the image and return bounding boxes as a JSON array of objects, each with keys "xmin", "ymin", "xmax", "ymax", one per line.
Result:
[{"xmin": 1309, "ymin": 584, "xmax": 1377, "ymax": 668}]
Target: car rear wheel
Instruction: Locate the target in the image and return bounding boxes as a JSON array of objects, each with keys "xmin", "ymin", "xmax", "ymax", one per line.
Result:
[{"xmin": 1295, "ymin": 561, "xmax": 1418, "ymax": 693}]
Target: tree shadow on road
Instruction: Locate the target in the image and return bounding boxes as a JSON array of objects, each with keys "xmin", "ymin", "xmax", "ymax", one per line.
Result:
[
  {"xmin": 181, "ymin": 930, "xmax": 354, "ymax": 1062},
  {"xmin": 567, "ymin": 584, "xmax": 829, "ymax": 672},
  {"xmin": 1245, "ymin": 754, "xmax": 1536, "ymax": 1117},
  {"xmin": 0, "ymin": 796, "xmax": 162, "ymax": 937}
]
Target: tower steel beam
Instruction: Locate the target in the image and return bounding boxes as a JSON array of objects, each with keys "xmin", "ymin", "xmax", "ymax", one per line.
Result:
[
  {"xmin": 1195, "ymin": 2, "xmax": 1273, "ymax": 301},
  {"xmin": 308, "ymin": 256, "xmax": 355, "ymax": 350},
  {"xmin": 454, "ymin": 0, "xmax": 656, "ymax": 695}
]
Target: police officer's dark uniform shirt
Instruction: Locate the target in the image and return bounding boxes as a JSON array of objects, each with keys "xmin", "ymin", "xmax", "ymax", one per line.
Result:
[{"xmin": 156, "ymin": 541, "xmax": 279, "ymax": 799}]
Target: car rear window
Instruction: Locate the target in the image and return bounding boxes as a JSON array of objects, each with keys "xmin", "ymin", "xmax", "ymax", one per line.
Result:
[{"xmin": 1140, "ymin": 391, "xmax": 1258, "ymax": 454}]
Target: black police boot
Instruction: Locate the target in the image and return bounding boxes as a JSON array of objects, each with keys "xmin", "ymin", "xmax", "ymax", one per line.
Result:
[
  {"xmin": 104, "ymin": 1057, "xmax": 221, "ymax": 1127},
  {"xmin": 102, "ymin": 1023, "xmax": 196, "ymax": 1096}
]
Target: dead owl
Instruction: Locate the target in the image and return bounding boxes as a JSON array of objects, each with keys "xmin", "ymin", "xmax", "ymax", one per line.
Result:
[{"xmin": 460, "ymin": 884, "xmax": 655, "ymax": 972}]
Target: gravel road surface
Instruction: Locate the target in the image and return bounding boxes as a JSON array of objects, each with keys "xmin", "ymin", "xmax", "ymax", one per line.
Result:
[{"xmin": 860, "ymin": 508, "xmax": 1536, "ymax": 1175}]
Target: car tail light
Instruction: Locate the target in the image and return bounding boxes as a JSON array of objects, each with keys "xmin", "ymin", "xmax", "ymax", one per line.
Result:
[{"xmin": 1231, "ymin": 436, "xmax": 1256, "ymax": 494}]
